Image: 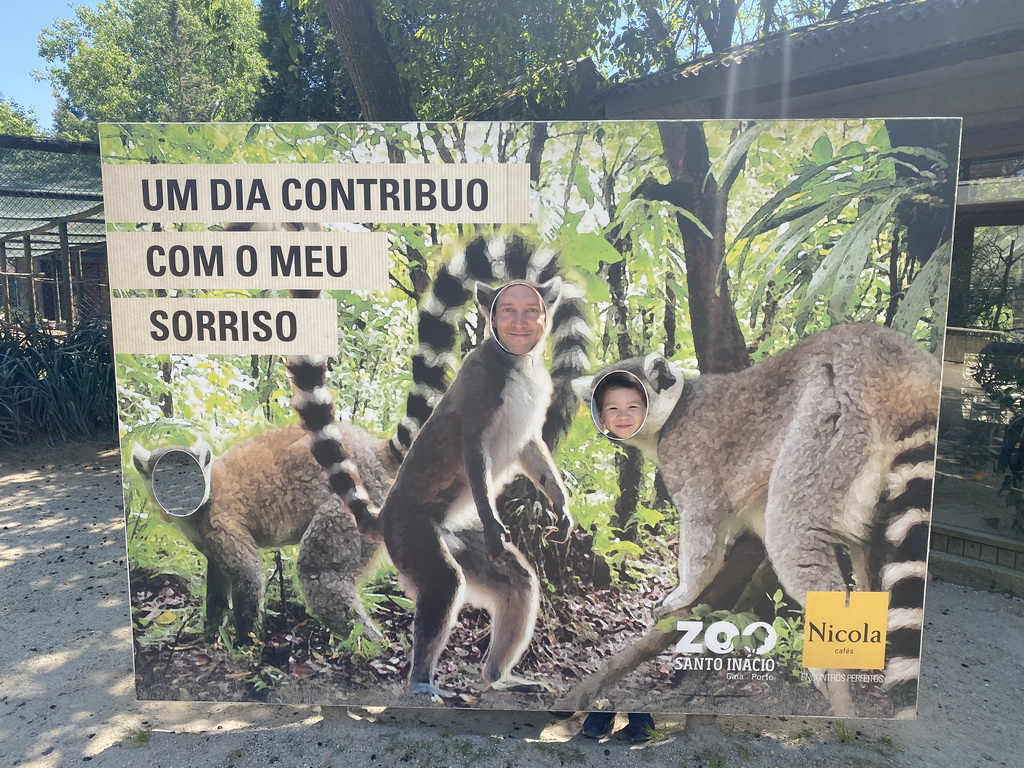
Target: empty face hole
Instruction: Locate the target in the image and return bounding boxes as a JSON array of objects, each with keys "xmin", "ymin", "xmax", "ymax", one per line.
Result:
[{"xmin": 151, "ymin": 449, "xmax": 208, "ymax": 517}]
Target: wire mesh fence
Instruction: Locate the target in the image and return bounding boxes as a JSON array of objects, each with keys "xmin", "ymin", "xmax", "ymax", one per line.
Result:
[
  {"xmin": 0, "ymin": 273, "xmax": 110, "ymax": 327},
  {"xmin": 0, "ymin": 135, "xmax": 114, "ymax": 443},
  {"xmin": 0, "ymin": 135, "xmax": 107, "ymax": 331}
]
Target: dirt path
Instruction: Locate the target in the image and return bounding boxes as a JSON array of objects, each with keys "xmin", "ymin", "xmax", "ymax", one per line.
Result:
[{"xmin": 1, "ymin": 441, "xmax": 1020, "ymax": 768}]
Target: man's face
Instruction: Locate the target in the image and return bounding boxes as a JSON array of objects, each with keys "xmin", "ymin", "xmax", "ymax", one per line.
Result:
[
  {"xmin": 598, "ymin": 386, "xmax": 647, "ymax": 439},
  {"xmin": 492, "ymin": 283, "xmax": 546, "ymax": 355}
]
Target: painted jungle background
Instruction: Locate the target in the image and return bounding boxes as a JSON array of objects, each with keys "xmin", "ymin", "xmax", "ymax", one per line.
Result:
[{"xmin": 104, "ymin": 119, "xmax": 958, "ymax": 714}]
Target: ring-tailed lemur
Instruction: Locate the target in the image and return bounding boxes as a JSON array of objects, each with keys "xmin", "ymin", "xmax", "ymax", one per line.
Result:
[
  {"xmin": 574, "ymin": 323, "xmax": 939, "ymax": 719},
  {"xmin": 290, "ymin": 233, "xmax": 590, "ymax": 697},
  {"xmin": 382, "ymin": 278, "xmax": 572, "ymax": 697},
  {"xmin": 128, "ymin": 223, "xmax": 430, "ymax": 643},
  {"xmin": 132, "ymin": 424, "xmax": 389, "ymax": 642},
  {"xmin": 290, "ymin": 232, "xmax": 591, "ymax": 544}
]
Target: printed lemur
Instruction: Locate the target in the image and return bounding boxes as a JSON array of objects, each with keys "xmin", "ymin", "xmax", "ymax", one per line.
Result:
[
  {"xmin": 135, "ymin": 230, "xmax": 590, "ymax": 670},
  {"xmin": 132, "ymin": 424, "xmax": 389, "ymax": 642},
  {"xmin": 128, "ymin": 223, "xmax": 414, "ymax": 643},
  {"xmin": 290, "ymin": 234, "xmax": 589, "ymax": 697},
  {"xmin": 384, "ymin": 279, "xmax": 572, "ymax": 696},
  {"xmin": 574, "ymin": 323, "xmax": 939, "ymax": 718}
]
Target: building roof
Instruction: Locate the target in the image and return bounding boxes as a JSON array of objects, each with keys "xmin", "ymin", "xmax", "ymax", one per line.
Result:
[
  {"xmin": 604, "ymin": 0, "xmax": 978, "ymax": 97},
  {"xmin": 596, "ymin": 0, "xmax": 1024, "ymax": 159},
  {"xmin": 0, "ymin": 135, "xmax": 105, "ymax": 262}
]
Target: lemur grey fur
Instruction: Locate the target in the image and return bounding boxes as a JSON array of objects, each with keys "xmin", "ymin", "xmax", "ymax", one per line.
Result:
[
  {"xmin": 574, "ymin": 323, "xmax": 939, "ymax": 719},
  {"xmin": 132, "ymin": 425, "xmax": 389, "ymax": 642},
  {"xmin": 129, "ymin": 222, "xmax": 436, "ymax": 643},
  {"xmin": 291, "ymin": 235, "xmax": 589, "ymax": 697}
]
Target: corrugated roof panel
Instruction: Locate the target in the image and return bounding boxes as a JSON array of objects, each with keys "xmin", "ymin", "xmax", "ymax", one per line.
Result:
[{"xmin": 602, "ymin": 0, "xmax": 981, "ymax": 98}]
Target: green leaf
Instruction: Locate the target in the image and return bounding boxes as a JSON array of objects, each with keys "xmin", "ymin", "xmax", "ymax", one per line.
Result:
[
  {"xmin": 811, "ymin": 135, "xmax": 834, "ymax": 165},
  {"xmin": 734, "ymin": 161, "xmax": 833, "ymax": 244},
  {"xmin": 689, "ymin": 603, "xmax": 713, "ymax": 620},
  {"xmin": 662, "ymin": 202, "xmax": 714, "ymax": 241},
  {"xmin": 572, "ymin": 163, "xmax": 597, "ymax": 206},
  {"xmin": 389, "ymin": 594, "xmax": 414, "ymax": 611},
  {"xmin": 655, "ymin": 617, "xmax": 679, "ymax": 633},
  {"xmin": 603, "ymin": 540, "xmax": 644, "ymax": 557},
  {"xmin": 868, "ymin": 124, "xmax": 891, "ymax": 150},
  {"xmin": 892, "ymin": 240, "xmax": 953, "ymax": 338},
  {"xmin": 738, "ymin": 195, "xmax": 847, "ymax": 286},
  {"xmin": 839, "ymin": 140, "xmax": 866, "ymax": 158},
  {"xmin": 706, "ymin": 122, "xmax": 767, "ymax": 193},
  {"xmin": 827, "ymin": 192, "xmax": 906, "ymax": 320},
  {"xmin": 561, "ymin": 232, "xmax": 624, "ymax": 273},
  {"xmin": 794, "ymin": 188, "xmax": 906, "ymax": 333},
  {"xmin": 636, "ymin": 506, "xmax": 665, "ymax": 527}
]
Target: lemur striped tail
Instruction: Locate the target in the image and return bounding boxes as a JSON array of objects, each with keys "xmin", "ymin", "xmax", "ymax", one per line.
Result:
[
  {"xmin": 412, "ymin": 233, "xmax": 591, "ymax": 450},
  {"xmin": 221, "ymin": 222, "xmax": 389, "ymax": 542},
  {"xmin": 288, "ymin": 231, "xmax": 590, "ymax": 541},
  {"xmin": 880, "ymin": 416, "xmax": 936, "ymax": 719},
  {"xmin": 285, "ymin": 355, "xmax": 384, "ymax": 542}
]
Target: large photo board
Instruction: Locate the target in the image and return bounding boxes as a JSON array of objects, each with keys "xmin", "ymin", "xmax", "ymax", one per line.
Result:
[{"xmin": 102, "ymin": 119, "xmax": 959, "ymax": 718}]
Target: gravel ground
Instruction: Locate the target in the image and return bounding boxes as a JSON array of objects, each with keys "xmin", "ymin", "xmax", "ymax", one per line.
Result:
[{"xmin": 1, "ymin": 440, "xmax": 1021, "ymax": 768}]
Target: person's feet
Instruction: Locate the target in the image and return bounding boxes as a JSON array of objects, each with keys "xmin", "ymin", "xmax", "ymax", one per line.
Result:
[
  {"xmin": 581, "ymin": 711, "xmax": 615, "ymax": 738},
  {"xmin": 626, "ymin": 712, "xmax": 655, "ymax": 743},
  {"xmin": 581, "ymin": 711, "xmax": 656, "ymax": 742}
]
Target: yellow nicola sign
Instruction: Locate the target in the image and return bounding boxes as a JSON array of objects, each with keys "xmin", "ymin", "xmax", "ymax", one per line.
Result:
[{"xmin": 802, "ymin": 591, "xmax": 889, "ymax": 670}]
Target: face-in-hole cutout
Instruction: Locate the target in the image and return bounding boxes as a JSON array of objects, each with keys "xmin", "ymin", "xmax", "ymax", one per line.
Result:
[
  {"xmin": 591, "ymin": 369, "xmax": 649, "ymax": 440},
  {"xmin": 490, "ymin": 282, "xmax": 546, "ymax": 356},
  {"xmin": 150, "ymin": 449, "xmax": 208, "ymax": 517}
]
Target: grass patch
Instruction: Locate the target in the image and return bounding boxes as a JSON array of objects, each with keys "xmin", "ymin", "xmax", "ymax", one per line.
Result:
[
  {"xmin": 534, "ymin": 742, "xmax": 586, "ymax": 765},
  {"xmin": 832, "ymin": 719, "xmax": 853, "ymax": 743},
  {"xmin": 874, "ymin": 734, "xmax": 900, "ymax": 756},
  {"xmin": 124, "ymin": 726, "xmax": 151, "ymax": 747},
  {"xmin": 699, "ymin": 748, "xmax": 727, "ymax": 768},
  {"xmin": 643, "ymin": 723, "xmax": 667, "ymax": 743}
]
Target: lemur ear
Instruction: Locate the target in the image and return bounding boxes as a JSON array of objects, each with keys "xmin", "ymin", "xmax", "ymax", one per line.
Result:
[
  {"xmin": 132, "ymin": 443, "xmax": 154, "ymax": 476},
  {"xmin": 190, "ymin": 438, "xmax": 213, "ymax": 470},
  {"xmin": 536, "ymin": 276, "xmax": 563, "ymax": 308},
  {"xmin": 476, "ymin": 282, "xmax": 497, "ymax": 314},
  {"xmin": 571, "ymin": 374, "xmax": 595, "ymax": 400},
  {"xmin": 643, "ymin": 353, "xmax": 681, "ymax": 394},
  {"xmin": 187, "ymin": 439, "xmax": 214, "ymax": 508}
]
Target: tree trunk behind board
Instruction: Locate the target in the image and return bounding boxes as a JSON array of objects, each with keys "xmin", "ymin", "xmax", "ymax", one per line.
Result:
[{"xmin": 321, "ymin": 0, "xmax": 415, "ymax": 121}]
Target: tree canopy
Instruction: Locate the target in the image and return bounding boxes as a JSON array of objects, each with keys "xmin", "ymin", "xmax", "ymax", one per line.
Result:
[
  {"xmin": 38, "ymin": 0, "xmax": 268, "ymax": 139},
  {"xmin": 33, "ymin": 0, "xmax": 886, "ymax": 135},
  {"xmin": 0, "ymin": 95, "xmax": 43, "ymax": 136},
  {"xmin": 318, "ymin": 0, "xmax": 879, "ymax": 120}
]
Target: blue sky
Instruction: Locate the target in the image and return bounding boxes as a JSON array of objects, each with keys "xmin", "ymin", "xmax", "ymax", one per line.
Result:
[{"xmin": 3, "ymin": 1, "xmax": 101, "ymax": 131}]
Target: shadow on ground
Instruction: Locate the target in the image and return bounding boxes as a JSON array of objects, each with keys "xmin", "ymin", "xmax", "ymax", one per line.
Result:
[{"xmin": 1, "ymin": 441, "xmax": 1021, "ymax": 767}]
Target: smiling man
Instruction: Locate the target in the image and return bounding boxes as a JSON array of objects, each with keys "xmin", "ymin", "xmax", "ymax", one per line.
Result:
[{"xmin": 491, "ymin": 282, "xmax": 546, "ymax": 355}]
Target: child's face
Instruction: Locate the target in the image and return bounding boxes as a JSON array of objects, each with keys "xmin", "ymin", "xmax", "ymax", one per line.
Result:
[{"xmin": 598, "ymin": 386, "xmax": 647, "ymax": 439}]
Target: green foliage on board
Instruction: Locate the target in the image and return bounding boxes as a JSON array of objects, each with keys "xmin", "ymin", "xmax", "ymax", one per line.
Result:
[{"xmin": 107, "ymin": 118, "xmax": 954, "ymax": 654}]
